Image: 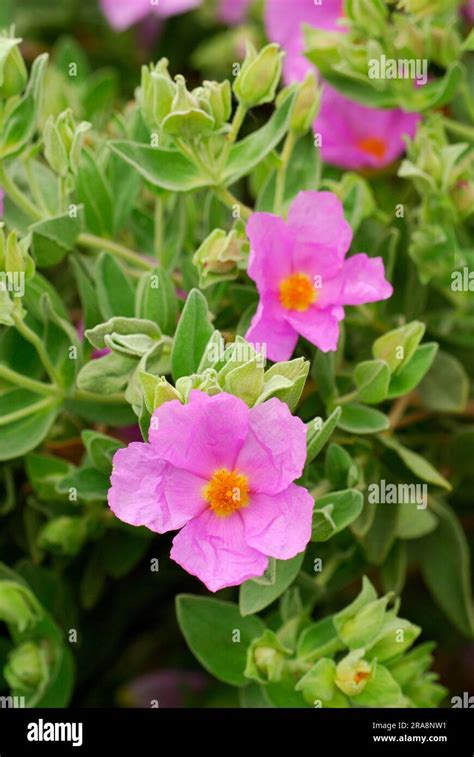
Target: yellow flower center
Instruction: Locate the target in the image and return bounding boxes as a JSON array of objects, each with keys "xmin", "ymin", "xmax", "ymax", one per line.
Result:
[
  {"xmin": 356, "ymin": 136, "xmax": 387, "ymax": 161},
  {"xmin": 279, "ymin": 272, "xmax": 316, "ymax": 312},
  {"xmin": 203, "ymin": 468, "xmax": 250, "ymax": 517}
]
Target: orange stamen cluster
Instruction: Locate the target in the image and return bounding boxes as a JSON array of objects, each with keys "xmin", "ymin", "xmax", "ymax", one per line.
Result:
[
  {"xmin": 204, "ymin": 468, "xmax": 249, "ymax": 517},
  {"xmin": 279, "ymin": 272, "xmax": 316, "ymax": 312},
  {"xmin": 356, "ymin": 136, "xmax": 387, "ymax": 161}
]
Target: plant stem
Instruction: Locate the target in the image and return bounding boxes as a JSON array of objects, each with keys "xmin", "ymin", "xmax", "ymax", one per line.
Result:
[
  {"xmin": 274, "ymin": 131, "xmax": 297, "ymax": 215},
  {"xmin": 0, "ymin": 163, "xmax": 42, "ymax": 220},
  {"xmin": 0, "ymin": 364, "xmax": 59, "ymax": 397},
  {"xmin": 78, "ymin": 233, "xmax": 154, "ymax": 270},
  {"xmin": 442, "ymin": 117, "xmax": 474, "ymax": 142},
  {"xmin": 154, "ymin": 197, "xmax": 163, "ymax": 263},
  {"xmin": 73, "ymin": 389, "xmax": 127, "ymax": 404},
  {"xmin": 174, "ymin": 138, "xmax": 213, "ymax": 179},
  {"xmin": 13, "ymin": 314, "xmax": 60, "ymax": 386},
  {"xmin": 334, "ymin": 391, "xmax": 358, "ymax": 406},
  {"xmin": 0, "ymin": 397, "xmax": 56, "ymax": 427},
  {"xmin": 58, "ymin": 175, "xmax": 68, "ymax": 213},
  {"xmin": 219, "ymin": 103, "xmax": 247, "ymax": 171},
  {"xmin": 214, "ymin": 186, "xmax": 252, "ymax": 220}
]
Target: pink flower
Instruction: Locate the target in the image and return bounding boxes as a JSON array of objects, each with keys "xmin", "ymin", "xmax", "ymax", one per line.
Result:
[
  {"xmin": 100, "ymin": 0, "xmax": 201, "ymax": 31},
  {"xmin": 315, "ymin": 86, "xmax": 420, "ymax": 170},
  {"xmin": 108, "ymin": 391, "xmax": 313, "ymax": 592},
  {"xmin": 463, "ymin": 0, "xmax": 474, "ymax": 22},
  {"xmin": 245, "ymin": 191, "xmax": 393, "ymax": 361},
  {"xmin": 218, "ymin": 0, "xmax": 253, "ymax": 25},
  {"xmin": 265, "ymin": 0, "xmax": 344, "ymax": 83}
]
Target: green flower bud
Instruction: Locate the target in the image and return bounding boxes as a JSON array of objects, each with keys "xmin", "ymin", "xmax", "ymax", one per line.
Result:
[
  {"xmin": 4, "ymin": 230, "xmax": 30, "ymax": 275},
  {"xmin": 397, "ymin": 0, "xmax": 454, "ymax": 16},
  {"xmin": 161, "ymin": 75, "xmax": 215, "ymax": 139},
  {"xmin": 4, "ymin": 641, "xmax": 49, "ymax": 694},
  {"xmin": 244, "ymin": 630, "xmax": 292, "ymax": 684},
  {"xmin": 193, "ymin": 228, "xmax": 249, "ymax": 288},
  {"xmin": 43, "ymin": 109, "xmax": 90, "ymax": 177},
  {"xmin": 451, "ymin": 180, "xmax": 474, "ymax": 219},
  {"xmin": 277, "ymin": 72, "xmax": 321, "ymax": 136},
  {"xmin": 335, "ymin": 596, "xmax": 390, "ymax": 649},
  {"xmin": 366, "ymin": 617, "xmax": 421, "ymax": 662},
  {"xmin": 139, "ymin": 59, "xmax": 176, "ymax": 131},
  {"xmin": 345, "ymin": 0, "xmax": 387, "ymax": 36},
  {"xmin": 233, "ymin": 42, "xmax": 283, "ymax": 107},
  {"xmin": 175, "ymin": 369, "xmax": 221, "ymax": 403},
  {"xmin": 295, "ymin": 658, "xmax": 349, "ymax": 707},
  {"xmin": 0, "ymin": 581, "xmax": 42, "ymax": 632},
  {"xmin": 335, "ymin": 650, "xmax": 374, "ymax": 697},
  {"xmin": 194, "ymin": 80, "xmax": 231, "ymax": 130},
  {"xmin": 37, "ymin": 516, "xmax": 88, "ymax": 556},
  {"xmin": 0, "ymin": 33, "xmax": 27, "ymax": 99}
]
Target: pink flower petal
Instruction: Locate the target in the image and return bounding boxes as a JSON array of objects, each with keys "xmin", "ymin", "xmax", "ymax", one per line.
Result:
[
  {"xmin": 236, "ymin": 398, "xmax": 307, "ymax": 495},
  {"xmin": 288, "ymin": 191, "xmax": 353, "ymax": 278},
  {"xmin": 247, "ymin": 212, "xmax": 293, "ymax": 294},
  {"xmin": 108, "ymin": 443, "xmax": 207, "ymax": 533},
  {"xmin": 286, "ymin": 306, "xmax": 341, "ymax": 352},
  {"xmin": 148, "ymin": 391, "xmax": 249, "ymax": 478},
  {"xmin": 170, "ymin": 509, "xmax": 268, "ymax": 592},
  {"xmin": 318, "ymin": 254, "xmax": 393, "ymax": 307},
  {"xmin": 242, "ymin": 483, "xmax": 314, "ymax": 560},
  {"xmin": 246, "ymin": 301, "xmax": 298, "ymax": 362},
  {"xmin": 101, "ymin": 0, "xmax": 151, "ymax": 29}
]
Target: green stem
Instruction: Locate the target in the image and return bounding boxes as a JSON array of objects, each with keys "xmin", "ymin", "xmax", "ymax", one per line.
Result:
[
  {"xmin": 0, "ymin": 163, "xmax": 42, "ymax": 220},
  {"xmin": 0, "ymin": 397, "xmax": 55, "ymax": 426},
  {"xmin": 334, "ymin": 391, "xmax": 358, "ymax": 406},
  {"xmin": 154, "ymin": 197, "xmax": 163, "ymax": 263},
  {"xmin": 442, "ymin": 117, "xmax": 474, "ymax": 142},
  {"xmin": 73, "ymin": 389, "xmax": 127, "ymax": 404},
  {"xmin": 0, "ymin": 364, "xmax": 59, "ymax": 397},
  {"xmin": 175, "ymin": 138, "xmax": 213, "ymax": 179},
  {"xmin": 24, "ymin": 160, "xmax": 50, "ymax": 216},
  {"xmin": 78, "ymin": 233, "xmax": 154, "ymax": 270},
  {"xmin": 219, "ymin": 103, "xmax": 247, "ymax": 171},
  {"xmin": 274, "ymin": 131, "xmax": 297, "ymax": 215},
  {"xmin": 58, "ymin": 175, "xmax": 68, "ymax": 213},
  {"xmin": 13, "ymin": 315, "xmax": 61, "ymax": 386},
  {"xmin": 214, "ymin": 186, "xmax": 252, "ymax": 220}
]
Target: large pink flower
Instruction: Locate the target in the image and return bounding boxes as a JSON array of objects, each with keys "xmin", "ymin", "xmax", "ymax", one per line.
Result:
[
  {"xmin": 100, "ymin": 0, "xmax": 201, "ymax": 31},
  {"xmin": 245, "ymin": 191, "xmax": 393, "ymax": 361},
  {"xmin": 218, "ymin": 0, "xmax": 253, "ymax": 25},
  {"xmin": 315, "ymin": 86, "xmax": 420, "ymax": 170},
  {"xmin": 108, "ymin": 391, "xmax": 313, "ymax": 592},
  {"xmin": 265, "ymin": 0, "xmax": 344, "ymax": 84}
]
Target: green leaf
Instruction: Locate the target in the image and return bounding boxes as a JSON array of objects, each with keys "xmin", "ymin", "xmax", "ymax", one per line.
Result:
[
  {"xmin": 31, "ymin": 210, "xmax": 83, "ymax": 267},
  {"xmin": 380, "ymin": 436, "xmax": 451, "ymax": 491},
  {"xmin": 70, "ymin": 255, "xmax": 102, "ymax": 331},
  {"xmin": 387, "ymin": 343, "xmax": 438, "ymax": 399},
  {"xmin": 76, "ymin": 149, "xmax": 114, "ymax": 236},
  {"xmin": 76, "ymin": 351, "xmax": 136, "ymax": 394},
  {"xmin": 354, "ymin": 359, "xmax": 390, "ymax": 404},
  {"xmin": 109, "ymin": 141, "xmax": 209, "ymax": 192},
  {"xmin": 372, "ymin": 321, "xmax": 425, "ymax": 374},
  {"xmin": 362, "ymin": 503, "xmax": 399, "ymax": 565},
  {"xmin": 419, "ymin": 350, "xmax": 469, "ymax": 413},
  {"xmin": 0, "ymin": 390, "xmax": 58, "ymax": 461},
  {"xmin": 56, "ymin": 466, "xmax": 109, "ymax": 502},
  {"xmin": 96, "ymin": 252, "xmax": 135, "ymax": 320},
  {"xmin": 176, "ymin": 595, "xmax": 265, "ymax": 686},
  {"xmin": 0, "ymin": 54, "xmax": 48, "ymax": 159},
  {"xmin": 312, "ymin": 489, "xmax": 363, "ymax": 542},
  {"xmin": 297, "ymin": 617, "xmax": 343, "ymax": 662},
  {"xmin": 419, "ymin": 499, "xmax": 474, "ymax": 637},
  {"xmin": 306, "ymin": 406, "xmax": 341, "ymax": 464},
  {"xmin": 239, "ymin": 553, "xmax": 304, "ymax": 616},
  {"xmin": 396, "ymin": 502, "xmax": 438, "ymax": 540},
  {"xmin": 256, "ymin": 132, "xmax": 320, "ymax": 212},
  {"xmin": 223, "ymin": 92, "xmax": 296, "ymax": 185},
  {"xmin": 135, "ymin": 268, "xmax": 178, "ymax": 336},
  {"xmin": 81, "ymin": 430, "xmax": 123, "ymax": 475},
  {"xmin": 25, "ymin": 453, "xmax": 71, "ymax": 502},
  {"xmin": 352, "ymin": 664, "xmax": 404, "ymax": 707},
  {"xmin": 381, "ymin": 542, "xmax": 407, "ymax": 596},
  {"xmin": 338, "ymin": 403, "xmax": 389, "ymax": 434},
  {"xmin": 325, "ymin": 443, "xmax": 358, "ymax": 489},
  {"xmin": 171, "ymin": 289, "xmax": 214, "ymax": 381},
  {"xmin": 85, "ymin": 316, "xmax": 162, "ymax": 350}
]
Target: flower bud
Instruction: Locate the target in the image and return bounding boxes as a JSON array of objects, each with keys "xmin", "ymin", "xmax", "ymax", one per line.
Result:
[
  {"xmin": 336, "ymin": 596, "xmax": 389, "ymax": 648},
  {"xmin": 161, "ymin": 75, "xmax": 215, "ymax": 139},
  {"xmin": 0, "ymin": 34, "xmax": 28, "ymax": 99},
  {"xmin": 194, "ymin": 80, "xmax": 231, "ymax": 130},
  {"xmin": 43, "ymin": 109, "xmax": 90, "ymax": 177},
  {"xmin": 139, "ymin": 59, "xmax": 176, "ymax": 131},
  {"xmin": 451, "ymin": 179, "xmax": 474, "ymax": 218},
  {"xmin": 233, "ymin": 42, "xmax": 283, "ymax": 107},
  {"xmin": 175, "ymin": 369, "xmax": 221, "ymax": 403},
  {"xmin": 4, "ymin": 229, "xmax": 33, "ymax": 277},
  {"xmin": 244, "ymin": 630, "xmax": 291, "ymax": 684},
  {"xmin": 38, "ymin": 515, "xmax": 88, "ymax": 556},
  {"xmin": 335, "ymin": 650, "xmax": 373, "ymax": 697},
  {"xmin": 0, "ymin": 581, "xmax": 42, "ymax": 632},
  {"xmin": 295, "ymin": 658, "xmax": 349, "ymax": 707},
  {"xmin": 193, "ymin": 228, "xmax": 248, "ymax": 288},
  {"xmin": 4, "ymin": 641, "xmax": 49, "ymax": 694},
  {"xmin": 366, "ymin": 617, "xmax": 421, "ymax": 662},
  {"xmin": 346, "ymin": 0, "xmax": 387, "ymax": 36},
  {"xmin": 277, "ymin": 72, "xmax": 321, "ymax": 136}
]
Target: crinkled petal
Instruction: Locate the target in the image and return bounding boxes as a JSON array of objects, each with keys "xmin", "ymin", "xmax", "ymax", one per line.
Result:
[
  {"xmin": 148, "ymin": 391, "xmax": 249, "ymax": 477},
  {"xmin": 170, "ymin": 510, "xmax": 268, "ymax": 592},
  {"xmin": 246, "ymin": 300, "xmax": 298, "ymax": 362},
  {"xmin": 247, "ymin": 212, "xmax": 294, "ymax": 293},
  {"xmin": 318, "ymin": 254, "xmax": 393, "ymax": 307},
  {"xmin": 287, "ymin": 192, "xmax": 353, "ymax": 278},
  {"xmin": 286, "ymin": 306, "xmax": 341, "ymax": 352},
  {"xmin": 108, "ymin": 443, "xmax": 207, "ymax": 533},
  {"xmin": 242, "ymin": 483, "xmax": 314, "ymax": 560},
  {"xmin": 236, "ymin": 398, "xmax": 307, "ymax": 494}
]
